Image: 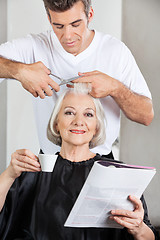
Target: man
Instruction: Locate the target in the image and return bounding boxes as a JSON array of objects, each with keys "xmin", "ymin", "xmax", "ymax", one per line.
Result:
[{"xmin": 0, "ymin": 0, "xmax": 154, "ymax": 157}]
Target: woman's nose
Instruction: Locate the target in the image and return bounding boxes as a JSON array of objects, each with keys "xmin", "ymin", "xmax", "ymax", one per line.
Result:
[{"xmin": 73, "ymin": 115, "xmax": 84, "ymax": 126}]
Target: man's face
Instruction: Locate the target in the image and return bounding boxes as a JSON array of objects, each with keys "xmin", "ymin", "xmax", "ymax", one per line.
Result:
[{"xmin": 48, "ymin": 1, "xmax": 93, "ymax": 56}]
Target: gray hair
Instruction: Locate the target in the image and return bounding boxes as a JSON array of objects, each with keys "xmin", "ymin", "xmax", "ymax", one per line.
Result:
[
  {"xmin": 42, "ymin": 0, "xmax": 92, "ymax": 21},
  {"xmin": 47, "ymin": 83, "xmax": 106, "ymax": 149}
]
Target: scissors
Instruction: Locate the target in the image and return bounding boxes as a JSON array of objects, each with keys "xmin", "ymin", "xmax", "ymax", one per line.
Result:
[
  {"xmin": 49, "ymin": 72, "xmax": 81, "ymax": 86},
  {"xmin": 44, "ymin": 71, "xmax": 82, "ymax": 96}
]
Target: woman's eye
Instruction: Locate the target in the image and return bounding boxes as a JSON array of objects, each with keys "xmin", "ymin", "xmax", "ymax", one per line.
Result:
[
  {"xmin": 85, "ymin": 112, "xmax": 94, "ymax": 117},
  {"xmin": 65, "ymin": 111, "xmax": 74, "ymax": 115}
]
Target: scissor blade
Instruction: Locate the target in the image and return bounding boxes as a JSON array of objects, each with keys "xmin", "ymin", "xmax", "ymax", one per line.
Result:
[{"xmin": 59, "ymin": 76, "xmax": 81, "ymax": 86}]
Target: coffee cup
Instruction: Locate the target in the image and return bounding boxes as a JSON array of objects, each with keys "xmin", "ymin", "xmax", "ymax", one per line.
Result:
[{"xmin": 38, "ymin": 154, "xmax": 58, "ymax": 172}]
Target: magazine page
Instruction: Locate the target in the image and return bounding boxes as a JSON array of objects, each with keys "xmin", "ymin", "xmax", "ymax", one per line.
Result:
[{"xmin": 64, "ymin": 161, "xmax": 156, "ymax": 228}]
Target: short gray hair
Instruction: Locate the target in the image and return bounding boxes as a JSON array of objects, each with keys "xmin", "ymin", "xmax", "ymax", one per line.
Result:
[
  {"xmin": 47, "ymin": 83, "xmax": 106, "ymax": 149},
  {"xmin": 43, "ymin": 0, "xmax": 92, "ymax": 21}
]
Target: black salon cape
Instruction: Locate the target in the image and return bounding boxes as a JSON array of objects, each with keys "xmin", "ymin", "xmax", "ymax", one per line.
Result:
[{"xmin": 0, "ymin": 154, "xmax": 157, "ymax": 240}]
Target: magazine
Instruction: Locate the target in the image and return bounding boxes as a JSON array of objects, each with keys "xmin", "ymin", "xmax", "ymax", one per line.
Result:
[{"xmin": 64, "ymin": 159, "xmax": 156, "ymax": 228}]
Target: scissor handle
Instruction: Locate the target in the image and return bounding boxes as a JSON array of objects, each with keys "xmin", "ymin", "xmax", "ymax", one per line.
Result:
[{"xmin": 49, "ymin": 73, "xmax": 62, "ymax": 81}]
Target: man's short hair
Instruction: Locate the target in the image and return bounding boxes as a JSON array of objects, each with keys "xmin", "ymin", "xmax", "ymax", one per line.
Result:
[
  {"xmin": 47, "ymin": 83, "xmax": 106, "ymax": 149},
  {"xmin": 43, "ymin": 0, "xmax": 91, "ymax": 19}
]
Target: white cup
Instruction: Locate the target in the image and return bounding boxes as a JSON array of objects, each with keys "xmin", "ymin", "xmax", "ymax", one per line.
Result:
[{"xmin": 38, "ymin": 154, "xmax": 58, "ymax": 172}]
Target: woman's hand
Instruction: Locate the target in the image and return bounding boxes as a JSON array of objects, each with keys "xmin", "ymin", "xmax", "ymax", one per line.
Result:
[
  {"xmin": 7, "ymin": 149, "xmax": 41, "ymax": 180},
  {"xmin": 0, "ymin": 149, "xmax": 41, "ymax": 212},
  {"xmin": 110, "ymin": 195, "xmax": 145, "ymax": 237}
]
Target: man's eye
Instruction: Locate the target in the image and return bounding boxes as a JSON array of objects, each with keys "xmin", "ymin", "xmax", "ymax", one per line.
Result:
[
  {"xmin": 72, "ymin": 23, "xmax": 80, "ymax": 28},
  {"xmin": 53, "ymin": 25, "xmax": 64, "ymax": 29},
  {"xmin": 56, "ymin": 26, "xmax": 63, "ymax": 29}
]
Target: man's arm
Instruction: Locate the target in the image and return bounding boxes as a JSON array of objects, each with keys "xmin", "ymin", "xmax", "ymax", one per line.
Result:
[
  {"xmin": 111, "ymin": 78, "xmax": 153, "ymax": 126},
  {"xmin": 72, "ymin": 71, "xmax": 154, "ymax": 126},
  {"xmin": 0, "ymin": 57, "xmax": 60, "ymax": 98}
]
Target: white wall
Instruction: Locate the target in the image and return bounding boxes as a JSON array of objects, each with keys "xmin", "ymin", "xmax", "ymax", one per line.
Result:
[
  {"xmin": 0, "ymin": 0, "xmax": 7, "ymax": 172},
  {"xmin": 6, "ymin": 0, "xmax": 50, "ymax": 164},
  {"xmin": 90, "ymin": 0, "xmax": 122, "ymax": 39},
  {"xmin": 6, "ymin": 0, "xmax": 122, "ymax": 165},
  {"xmin": 121, "ymin": 0, "xmax": 160, "ymax": 227}
]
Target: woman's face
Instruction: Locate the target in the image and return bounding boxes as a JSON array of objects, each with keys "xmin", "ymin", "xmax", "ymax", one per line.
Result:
[{"xmin": 56, "ymin": 93, "xmax": 97, "ymax": 147}]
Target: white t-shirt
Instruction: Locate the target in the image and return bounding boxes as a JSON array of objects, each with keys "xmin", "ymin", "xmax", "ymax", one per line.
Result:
[{"xmin": 0, "ymin": 30, "xmax": 151, "ymax": 155}]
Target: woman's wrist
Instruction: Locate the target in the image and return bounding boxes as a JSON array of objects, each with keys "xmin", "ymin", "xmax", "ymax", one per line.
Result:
[
  {"xmin": 5, "ymin": 165, "xmax": 18, "ymax": 182},
  {"xmin": 130, "ymin": 222, "xmax": 155, "ymax": 240}
]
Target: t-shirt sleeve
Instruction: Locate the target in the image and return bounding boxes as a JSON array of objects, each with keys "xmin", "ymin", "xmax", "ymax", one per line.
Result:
[
  {"xmin": 0, "ymin": 35, "xmax": 35, "ymax": 83},
  {"xmin": 120, "ymin": 43, "xmax": 152, "ymax": 99}
]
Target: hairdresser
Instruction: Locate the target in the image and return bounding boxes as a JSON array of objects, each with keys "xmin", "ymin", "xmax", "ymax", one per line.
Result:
[{"xmin": 0, "ymin": 0, "xmax": 154, "ymax": 158}]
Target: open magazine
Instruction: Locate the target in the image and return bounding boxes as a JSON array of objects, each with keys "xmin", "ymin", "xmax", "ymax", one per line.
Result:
[{"xmin": 64, "ymin": 159, "xmax": 156, "ymax": 228}]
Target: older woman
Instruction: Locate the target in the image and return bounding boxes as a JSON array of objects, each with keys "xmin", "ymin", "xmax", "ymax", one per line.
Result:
[{"xmin": 0, "ymin": 84, "xmax": 157, "ymax": 240}]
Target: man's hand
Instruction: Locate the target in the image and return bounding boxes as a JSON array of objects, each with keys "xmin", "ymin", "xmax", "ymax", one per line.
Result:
[
  {"xmin": 16, "ymin": 61, "xmax": 60, "ymax": 98},
  {"xmin": 69, "ymin": 70, "xmax": 154, "ymax": 126},
  {"xmin": 0, "ymin": 57, "xmax": 60, "ymax": 98},
  {"xmin": 70, "ymin": 70, "xmax": 117, "ymax": 98}
]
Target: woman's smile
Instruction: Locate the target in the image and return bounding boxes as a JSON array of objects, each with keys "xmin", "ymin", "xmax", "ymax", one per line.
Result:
[
  {"xmin": 70, "ymin": 129, "xmax": 86, "ymax": 134},
  {"xmin": 56, "ymin": 93, "xmax": 97, "ymax": 148}
]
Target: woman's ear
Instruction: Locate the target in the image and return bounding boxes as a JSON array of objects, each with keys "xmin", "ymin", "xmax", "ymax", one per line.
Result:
[
  {"xmin": 94, "ymin": 123, "xmax": 99, "ymax": 136},
  {"xmin": 54, "ymin": 122, "xmax": 59, "ymax": 133}
]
